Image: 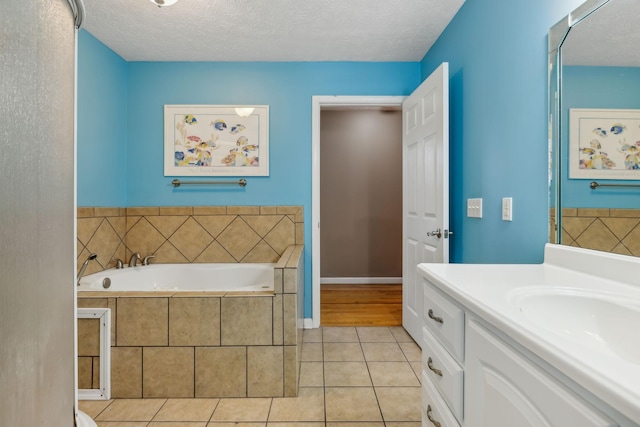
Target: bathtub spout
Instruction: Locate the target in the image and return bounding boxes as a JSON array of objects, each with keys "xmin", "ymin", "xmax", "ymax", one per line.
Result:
[
  {"xmin": 129, "ymin": 252, "xmax": 141, "ymax": 267},
  {"xmin": 77, "ymin": 253, "xmax": 98, "ymax": 286},
  {"xmin": 142, "ymin": 255, "xmax": 156, "ymax": 266}
]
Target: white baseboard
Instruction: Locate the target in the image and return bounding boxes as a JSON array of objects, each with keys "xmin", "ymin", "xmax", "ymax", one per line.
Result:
[
  {"xmin": 320, "ymin": 277, "xmax": 402, "ymax": 285},
  {"xmin": 303, "ymin": 318, "xmax": 315, "ymax": 329}
]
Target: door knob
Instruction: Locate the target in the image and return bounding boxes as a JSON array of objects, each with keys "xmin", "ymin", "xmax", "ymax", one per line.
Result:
[{"xmin": 427, "ymin": 228, "xmax": 442, "ymax": 238}]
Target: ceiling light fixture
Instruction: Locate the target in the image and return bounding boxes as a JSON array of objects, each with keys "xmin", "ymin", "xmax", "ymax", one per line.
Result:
[{"xmin": 150, "ymin": 0, "xmax": 178, "ymax": 7}]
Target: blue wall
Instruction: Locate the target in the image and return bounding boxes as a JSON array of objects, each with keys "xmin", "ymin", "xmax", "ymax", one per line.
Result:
[
  {"xmin": 562, "ymin": 66, "xmax": 640, "ymax": 208},
  {"xmin": 78, "ymin": 31, "xmax": 128, "ymax": 206},
  {"xmin": 78, "ymin": 0, "xmax": 588, "ymax": 316},
  {"xmin": 78, "ymin": 30, "xmax": 420, "ymax": 317},
  {"xmin": 420, "ymin": 0, "xmax": 585, "ymax": 263}
]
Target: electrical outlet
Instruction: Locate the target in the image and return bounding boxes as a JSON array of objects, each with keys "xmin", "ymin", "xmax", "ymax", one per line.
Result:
[
  {"xmin": 467, "ymin": 198, "xmax": 483, "ymax": 218},
  {"xmin": 502, "ymin": 197, "xmax": 513, "ymax": 221}
]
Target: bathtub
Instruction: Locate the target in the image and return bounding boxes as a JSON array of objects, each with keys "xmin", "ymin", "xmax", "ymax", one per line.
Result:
[
  {"xmin": 77, "ymin": 263, "xmax": 275, "ymax": 292},
  {"xmin": 77, "ymin": 245, "xmax": 303, "ymax": 399}
]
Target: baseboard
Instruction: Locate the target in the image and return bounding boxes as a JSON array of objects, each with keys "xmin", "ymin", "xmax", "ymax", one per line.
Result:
[
  {"xmin": 320, "ymin": 277, "xmax": 402, "ymax": 285},
  {"xmin": 303, "ymin": 318, "xmax": 315, "ymax": 329}
]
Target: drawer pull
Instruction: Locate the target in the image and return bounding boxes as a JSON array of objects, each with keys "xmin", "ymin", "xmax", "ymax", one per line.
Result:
[
  {"xmin": 426, "ymin": 404, "xmax": 442, "ymax": 427},
  {"xmin": 428, "ymin": 309, "xmax": 444, "ymax": 324},
  {"xmin": 427, "ymin": 357, "xmax": 443, "ymax": 377}
]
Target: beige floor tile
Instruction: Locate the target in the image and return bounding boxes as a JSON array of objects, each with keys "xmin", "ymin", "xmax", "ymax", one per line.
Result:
[
  {"xmin": 148, "ymin": 423, "xmax": 207, "ymax": 427},
  {"xmin": 367, "ymin": 362, "xmax": 420, "ymax": 386},
  {"xmin": 399, "ymin": 342, "xmax": 422, "ymax": 362},
  {"xmin": 385, "ymin": 422, "xmax": 422, "ymax": 427},
  {"xmin": 356, "ymin": 327, "xmax": 395, "ymax": 342},
  {"xmin": 303, "ymin": 328, "xmax": 323, "ymax": 342},
  {"xmin": 301, "ymin": 342, "xmax": 323, "ymax": 361},
  {"xmin": 409, "ymin": 361, "xmax": 422, "ymax": 382},
  {"xmin": 210, "ymin": 398, "xmax": 272, "ymax": 422},
  {"xmin": 208, "ymin": 423, "xmax": 265, "ymax": 427},
  {"xmin": 79, "ymin": 399, "xmax": 113, "ymax": 418},
  {"xmin": 326, "ymin": 423, "xmax": 384, "ymax": 427},
  {"xmin": 95, "ymin": 398, "xmax": 166, "ymax": 421},
  {"xmin": 323, "ymin": 343, "xmax": 364, "ymax": 362},
  {"xmin": 268, "ymin": 423, "xmax": 324, "ymax": 427},
  {"xmin": 153, "ymin": 398, "xmax": 219, "ymax": 421},
  {"xmin": 96, "ymin": 422, "xmax": 148, "ymax": 427},
  {"xmin": 324, "ymin": 387, "xmax": 382, "ymax": 422},
  {"xmin": 268, "ymin": 387, "xmax": 325, "ymax": 422},
  {"xmin": 299, "ymin": 362, "xmax": 324, "ymax": 387},
  {"xmin": 324, "ymin": 362, "xmax": 372, "ymax": 387},
  {"xmin": 99, "ymin": 327, "xmax": 425, "ymax": 426},
  {"xmin": 361, "ymin": 342, "xmax": 406, "ymax": 361},
  {"xmin": 389, "ymin": 326, "xmax": 415, "ymax": 343},
  {"xmin": 375, "ymin": 387, "xmax": 422, "ymax": 422},
  {"xmin": 323, "ymin": 327, "xmax": 359, "ymax": 342}
]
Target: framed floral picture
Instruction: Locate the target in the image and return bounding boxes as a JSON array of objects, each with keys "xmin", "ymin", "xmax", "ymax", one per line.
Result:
[
  {"xmin": 569, "ymin": 108, "xmax": 640, "ymax": 179},
  {"xmin": 164, "ymin": 105, "xmax": 269, "ymax": 176}
]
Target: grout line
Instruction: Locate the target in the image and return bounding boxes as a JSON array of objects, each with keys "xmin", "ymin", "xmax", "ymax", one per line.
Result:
[
  {"xmin": 207, "ymin": 396, "xmax": 221, "ymax": 423},
  {"xmin": 150, "ymin": 398, "xmax": 169, "ymax": 422}
]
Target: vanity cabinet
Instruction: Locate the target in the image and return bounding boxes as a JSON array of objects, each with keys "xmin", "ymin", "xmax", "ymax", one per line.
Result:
[{"xmin": 421, "ymin": 276, "xmax": 620, "ymax": 427}]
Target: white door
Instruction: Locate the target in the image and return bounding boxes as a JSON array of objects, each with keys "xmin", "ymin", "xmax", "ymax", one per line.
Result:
[{"xmin": 402, "ymin": 63, "xmax": 450, "ymax": 348}]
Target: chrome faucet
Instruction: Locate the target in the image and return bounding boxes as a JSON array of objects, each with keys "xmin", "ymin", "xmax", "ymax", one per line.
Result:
[
  {"xmin": 77, "ymin": 253, "xmax": 97, "ymax": 286},
  {"xmin": 128, "ymin": 252, "xmax": 141, "ymax": 267},
  {"xmin": 142, "ymin": 255, "xmax": 156, "ymax": 266}
]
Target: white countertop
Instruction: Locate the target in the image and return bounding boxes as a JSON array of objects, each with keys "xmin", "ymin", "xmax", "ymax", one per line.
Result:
[{"xmin": 417, "ymin": 244, "xmax": 640, "ymax": 424}]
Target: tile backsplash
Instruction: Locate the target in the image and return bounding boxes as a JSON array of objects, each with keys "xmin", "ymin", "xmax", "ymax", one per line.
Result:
[
  {"xmin": 77, "ymin": 206, "xmax": 303, "ymax": 274},
  {"xmin": 550, "ymin": 207, "xmax": 640, "ymax": 256}
]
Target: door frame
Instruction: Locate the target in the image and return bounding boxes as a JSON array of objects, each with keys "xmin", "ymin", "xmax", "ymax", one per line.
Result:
[{"xmin": 311, "ymin": 95, "xmax": 405, "ymax": 328}]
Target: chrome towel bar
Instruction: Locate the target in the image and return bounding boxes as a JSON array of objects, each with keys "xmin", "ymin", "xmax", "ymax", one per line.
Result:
[
  {"xmin": 172, "ymin": 178, "xmax": 247, "ymax": 188},
  {"xmin": 590, "ymin": 181, "xmax": 640, "ymax": 190}
]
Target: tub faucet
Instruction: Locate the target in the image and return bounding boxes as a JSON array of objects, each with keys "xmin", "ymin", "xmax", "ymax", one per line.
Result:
[
  {"xmin": 129, "ymin": 252, "xmax": 141, "ymax": 267},
  {"xmin": 142, "ymin": 255, "xmax": 156, "ymax": 266},
  {"xmin": 77, "ymin": 253, "xmax": 97, "ymax": 286}
]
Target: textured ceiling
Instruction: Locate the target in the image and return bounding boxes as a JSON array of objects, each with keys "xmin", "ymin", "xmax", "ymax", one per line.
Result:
[
  {"xmin": 81, "ymin": 0, "xmax": 465, "ymax": 62},
  {"xmin": 562, "ymin": 0, "xmax": 640, "ymax": 66}
]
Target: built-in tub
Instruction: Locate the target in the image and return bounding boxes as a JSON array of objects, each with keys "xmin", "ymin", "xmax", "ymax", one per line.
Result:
[
  {"xmin": 77, "ymin": 245, "xmax": 304, "ymax": 399},
  {"xmin": 78, "ymin": 263, "xmax": 275, "ymax": 293}
]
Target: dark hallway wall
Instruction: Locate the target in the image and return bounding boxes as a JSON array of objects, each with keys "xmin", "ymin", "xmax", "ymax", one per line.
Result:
[{"xmin": 320, "ymin": 109, "xmax": 402, "ymax": 279}]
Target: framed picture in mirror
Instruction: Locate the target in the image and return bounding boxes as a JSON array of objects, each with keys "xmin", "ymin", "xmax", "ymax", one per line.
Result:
[
  {"xmin": 569, "ymin": 108, "xmax": 640, "ymax": 179},
  {"xmin": 164, "ymin": 104, "xmax": 269, "ymax": 177}
]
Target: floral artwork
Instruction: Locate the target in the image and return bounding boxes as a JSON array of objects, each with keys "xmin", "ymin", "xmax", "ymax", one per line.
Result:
[
  {"xmin": 569, "ymin": 109, "xmax": 640, "ymax": 179},
  {"xmin": 164, "ymin": 105, "xmax": 269, "ymax": 176}
]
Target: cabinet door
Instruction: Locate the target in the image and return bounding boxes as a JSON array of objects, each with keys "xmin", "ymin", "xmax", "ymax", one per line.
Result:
[{"xmin": 465, "ymin": 319, "xmax": 616, "ymax": 427}]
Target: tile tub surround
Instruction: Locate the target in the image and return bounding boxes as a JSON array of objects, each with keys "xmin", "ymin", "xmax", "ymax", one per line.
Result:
[
  {"xmin": 550, "ymin": 207, "xmax": 640, "ymax": 256},
  {"xmin": 77, "ymin": 245, "xmax": 305, "ymax": 399},
  {"xmin": 77, "ymin": 205, "xmax": 304, "ymax": 275}
]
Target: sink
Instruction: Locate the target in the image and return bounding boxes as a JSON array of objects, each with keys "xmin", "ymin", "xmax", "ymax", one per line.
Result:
[{"xmin": 512, "ymin": 289, "xmax": 640, "ymax": 364}]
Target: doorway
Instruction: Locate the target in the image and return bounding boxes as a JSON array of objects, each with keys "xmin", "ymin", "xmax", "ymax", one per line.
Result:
[{"xmin": 311, "ymin": 96, "xmax": 404, "ymax": 328}]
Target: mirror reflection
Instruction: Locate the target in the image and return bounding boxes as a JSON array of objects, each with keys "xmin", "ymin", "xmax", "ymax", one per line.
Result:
[{"xmin": 550, "ymin": 0, "xmax": 640, "ymax": 256}]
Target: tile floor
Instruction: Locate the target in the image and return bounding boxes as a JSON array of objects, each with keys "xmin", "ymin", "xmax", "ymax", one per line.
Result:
[{"xmin": 80, "ymin": 326, "xmax": 422, "ymax": 427}]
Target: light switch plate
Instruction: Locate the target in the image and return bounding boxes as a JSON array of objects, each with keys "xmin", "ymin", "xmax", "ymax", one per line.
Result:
[
  {"xmin": 502, "ymin": 197, "xmax": 513, "ymax": 221},
  {"xmin": 467, "ymin": 198, "xmax": 483, "ymax": 218}
]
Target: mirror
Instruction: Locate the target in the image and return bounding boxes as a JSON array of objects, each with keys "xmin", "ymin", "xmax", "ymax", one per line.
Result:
[{"xmin": 549, "ymin": 0, "xmax": 640, "ymax": 257}]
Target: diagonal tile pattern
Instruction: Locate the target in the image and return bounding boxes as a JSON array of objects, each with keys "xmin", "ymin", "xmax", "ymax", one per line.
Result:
[
  {"xmin": 559, "ymin": 208, "xmax": 640, "ymax": 257},
  {"xmin": 77, "ymin": 205, "xmax": 304, "ymax": 272},
  {"xmin": 81, "ymin": 326, "xmax": 422, "ymax": 427}
]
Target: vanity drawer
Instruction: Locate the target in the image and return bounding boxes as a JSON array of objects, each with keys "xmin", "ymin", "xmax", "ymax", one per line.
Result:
[
  {"xmin": 422, "ymin": 277, "xmax": 465, "ymax": 361},
  {"xmin": 423, "ymin": 327, "xmax": 463, "ymax": 422},
  {"xmin": 423, "ymin": 369, "xmax": 461, "ymax": 427}
]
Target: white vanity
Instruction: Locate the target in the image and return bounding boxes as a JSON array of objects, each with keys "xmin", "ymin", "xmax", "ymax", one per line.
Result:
[{"xmin": 418, "ymin": 244, "xmax": 640, "ymax": 427}]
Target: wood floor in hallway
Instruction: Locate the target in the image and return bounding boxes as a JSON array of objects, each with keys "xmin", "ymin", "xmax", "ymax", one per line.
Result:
[{"xmin": 320, "ymin": 284, "xmax": 402, "ymax": 326}]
